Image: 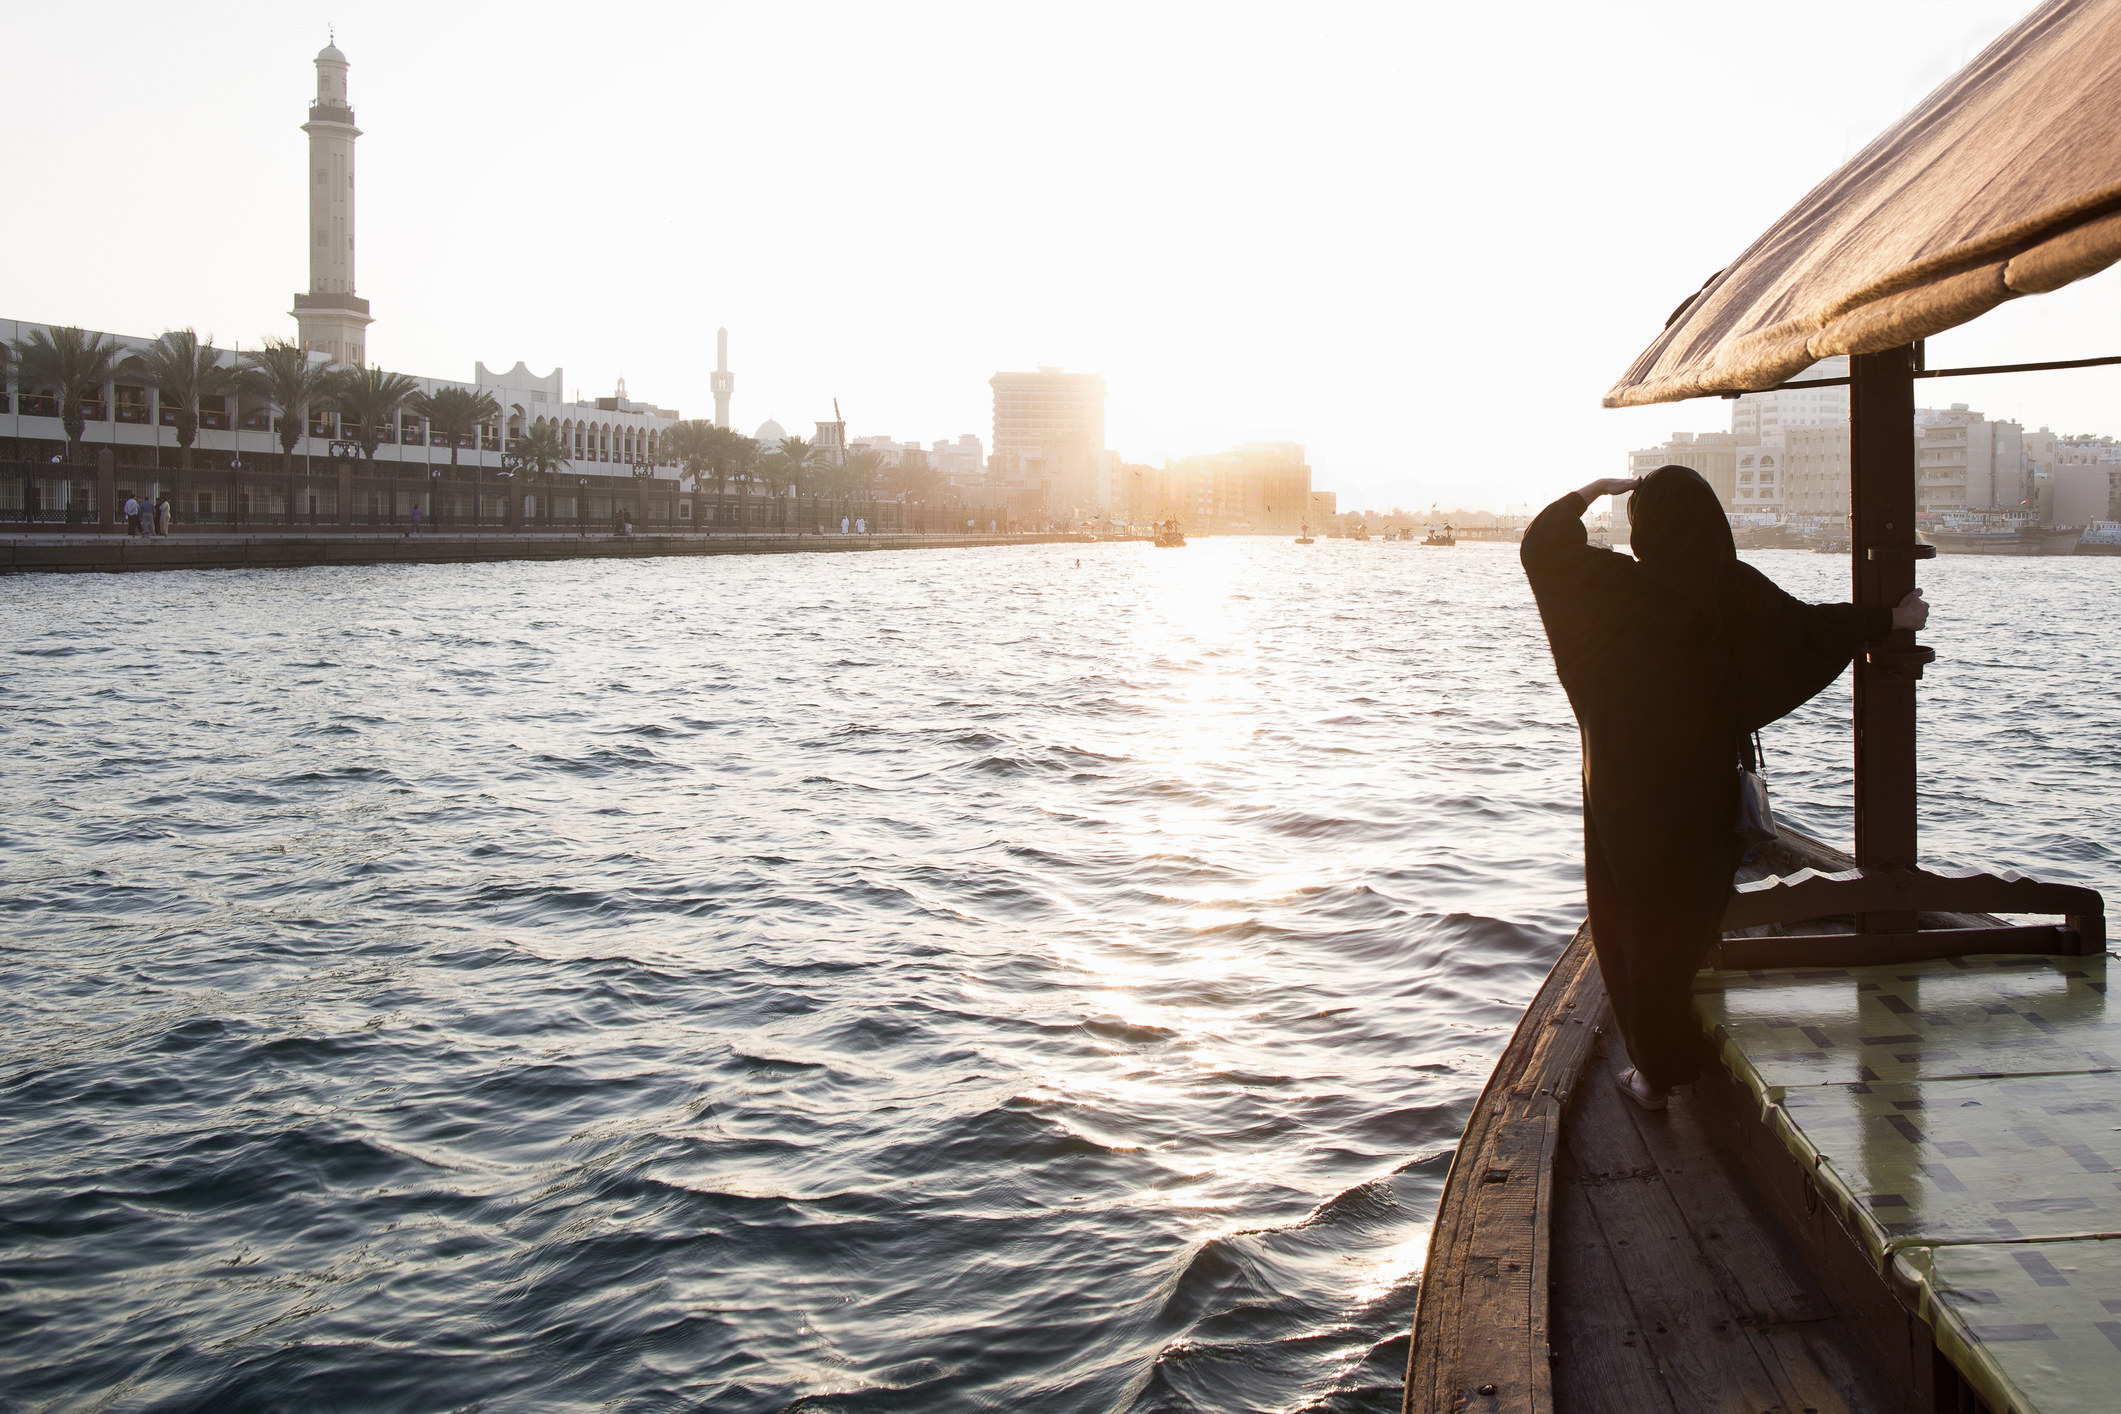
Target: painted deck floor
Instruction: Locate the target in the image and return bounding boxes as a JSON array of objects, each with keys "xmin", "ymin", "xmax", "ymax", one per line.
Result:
[{"xmin": 1695, "ymin": 953, "xmax": 2121, "ymax": 1413}]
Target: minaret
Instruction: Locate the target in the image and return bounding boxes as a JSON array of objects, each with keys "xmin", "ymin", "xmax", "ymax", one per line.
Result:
[
  {"xmin": 292, "ymin": 36, "xmax": 373, "ymax": 366},
  {"xmin": 711, "ymin": 327, "xmax": 734, "ymax": 429}
]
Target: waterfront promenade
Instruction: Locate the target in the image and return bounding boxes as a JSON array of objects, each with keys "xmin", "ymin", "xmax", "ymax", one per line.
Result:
[{"xmin": 0, "ymin": 529, "xmax": 1099, "ymax": 575}]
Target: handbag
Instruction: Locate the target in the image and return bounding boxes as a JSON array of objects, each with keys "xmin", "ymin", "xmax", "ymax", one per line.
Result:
[{"xmin": 1736, "ymin": 730, "xmax": 1776, "ymax": 846}]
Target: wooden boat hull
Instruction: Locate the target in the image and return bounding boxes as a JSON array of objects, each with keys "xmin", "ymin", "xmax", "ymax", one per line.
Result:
[
  {"xmin": 1920, "ymin": 528, "xmax": 2082, "ymax": 555},
  {"xmin": 1402, "ymin": 826, "xmax": 2035, "ymax": 1414}
]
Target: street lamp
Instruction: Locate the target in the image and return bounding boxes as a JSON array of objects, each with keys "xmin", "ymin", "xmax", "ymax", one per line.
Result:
[
  {"xmin": 497, "ymin": 451, "xmax": 525, "ymax": 531},
  {"xmin": 629, "ymin": 455, "xmax": 654, "ymax": 537}
]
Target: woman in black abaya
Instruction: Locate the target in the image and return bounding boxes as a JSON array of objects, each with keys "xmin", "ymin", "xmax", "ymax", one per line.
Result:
[{"xmin": 1520, "ymin": 465, "xmax": 1928, "ymax": 1109}]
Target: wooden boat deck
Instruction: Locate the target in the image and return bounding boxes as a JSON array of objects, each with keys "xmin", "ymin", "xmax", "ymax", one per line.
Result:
[{"xmin": 1405, "ymin": 828, "xmax": 2116, "ymax": 1414}]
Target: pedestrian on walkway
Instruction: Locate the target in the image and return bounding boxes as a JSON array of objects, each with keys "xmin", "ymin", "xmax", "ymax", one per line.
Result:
[{"xmin": 123, "ymin": 495, "xmax": 140, "ymax": 536}]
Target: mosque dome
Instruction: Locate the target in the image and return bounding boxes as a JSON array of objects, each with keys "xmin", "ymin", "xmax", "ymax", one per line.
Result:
[
  {"xmin": 754, "ymin": 418, "xmax": 787, "ymax": 445},
  {"xmin": 317, "ymin": 41, "xmax": 347, "ymax": 63}
]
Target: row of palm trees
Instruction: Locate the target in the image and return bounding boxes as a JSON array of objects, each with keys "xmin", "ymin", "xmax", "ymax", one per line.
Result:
[
  {"xmin": 7, "ymin": 324, "xmax": 958, "ymax": 531},
  {"xmin": 662, "ymin": 421, "xmax": 948, "ymax": 527},
  {"xmin": 4, "ymin": 325, "xmax": 502, "ymax": 474}
]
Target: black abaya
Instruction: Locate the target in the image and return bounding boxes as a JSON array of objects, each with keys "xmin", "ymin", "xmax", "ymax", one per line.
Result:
[{"xmin": 1520, "ymin": 486, "xmax": 1891, "ymax": 1087}]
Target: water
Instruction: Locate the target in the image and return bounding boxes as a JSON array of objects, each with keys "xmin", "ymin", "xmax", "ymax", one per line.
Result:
[{"xmin": 2, "ymin": 540, "xmax": 2115, "ymax": 1413}]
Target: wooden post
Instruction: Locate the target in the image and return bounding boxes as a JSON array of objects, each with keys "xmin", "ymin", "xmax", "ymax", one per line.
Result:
[
  {"xmin": 338, "ymin": 461, "xmax": 352, "ymax": 529},
  {"xmin": 96, "ymin": 449, "xmax": 115, "ymax": 532},
  {"xmin": 1848, "ymin": 346, "xmax": 1923, "ymax": 928}
]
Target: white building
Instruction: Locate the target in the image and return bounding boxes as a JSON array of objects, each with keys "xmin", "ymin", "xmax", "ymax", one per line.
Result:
[
  {"xmin": 931, "ymin": 435, "xmax": 984, "ymax": 487},
  {"xmin": 1733, "ymin": 439, "xmax": 1784, "ymax": 515},
  {"xmin": 1730, "ymin": 357, "xmax": 1849, "ymax": 443},
  {"xmin": 1, "ymin": 318, "xmax": 681, "ymax": 486}
]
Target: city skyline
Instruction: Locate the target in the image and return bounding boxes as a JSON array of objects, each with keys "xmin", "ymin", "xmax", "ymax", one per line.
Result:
[{"xmin": 5, "ymin": 3, "xmax": 2116, "ymax": 510}]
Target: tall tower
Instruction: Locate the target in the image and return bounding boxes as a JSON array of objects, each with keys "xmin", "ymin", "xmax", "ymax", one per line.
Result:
[
  {"xmin": 292, "ymin": 38, "xmax": 373, "ymax": 366},
  {"xmin": 711, "ymin": 327, "xmax": 734, "ymax": 428}
]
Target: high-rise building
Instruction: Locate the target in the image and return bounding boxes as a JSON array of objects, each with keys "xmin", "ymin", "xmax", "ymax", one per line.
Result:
[
  {"xmin": 1916, "ymin": 403, "xmax": 2025, "ymax": 513},
  {"xmin": 712, "ymin": 328, "xmax": 734, "ymax": 429},
  {"xmin": 989, "ymin": 367, "xmax": 1106, "ymax": 510},
  {"xmin": 1730, "ymin": 357, "xmax": 1848, "ymax": 444},
  {"xmin": 292, "ymin": 39, "xmax": 372, "ymax": 367}
]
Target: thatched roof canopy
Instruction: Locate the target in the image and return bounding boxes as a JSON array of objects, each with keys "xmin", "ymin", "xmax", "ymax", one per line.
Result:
[{"xmin": 1608, "ymin": 0, "xmax": 2121, "ymax": 408}]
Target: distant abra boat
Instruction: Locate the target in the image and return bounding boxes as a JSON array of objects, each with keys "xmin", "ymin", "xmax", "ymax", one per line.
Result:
[
  {"xmin": 1921, "ymin": 518, "xmax": 2082, "ymax": 555},
  {"xmin": 1151, "ymin": 519, "xmax": 1187, "ymax": 548},
  {"xmin": 1421, "ymin": 524, "xmax": 1455, "ymax": 546},
  {"xmin": 2076, "ymin": 519, "xmax": 2121, "ymax": 555},
  {"xmin": 1733, "ymin": 522, "xmax": 1807, "ymax": 550},
  {"xmin": 1295, "ymin": 522, "xmax": 1315, "ymax": 544}
]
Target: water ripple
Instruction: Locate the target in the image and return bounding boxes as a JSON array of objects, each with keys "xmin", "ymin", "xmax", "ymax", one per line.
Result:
[{"xmin": 1, "ymin": 541, "xmax": 2114, "ymax": 1411}]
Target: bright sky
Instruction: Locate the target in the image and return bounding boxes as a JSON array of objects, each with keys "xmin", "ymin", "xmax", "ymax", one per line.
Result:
[{"xmin": 6, "ymin": 1, "xmax": 2114, "ymax": 511}]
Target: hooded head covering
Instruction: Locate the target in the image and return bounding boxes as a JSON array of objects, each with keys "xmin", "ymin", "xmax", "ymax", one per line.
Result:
[
  {"xmin": 1630, "ymin": 464, "xmax": 1734, "ymax": 571},
  {"xmin": 1629, "ymin": 463, "xmax": 1738, "ymax": 641}
]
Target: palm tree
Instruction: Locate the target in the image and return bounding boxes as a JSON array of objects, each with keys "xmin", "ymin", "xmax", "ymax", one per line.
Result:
[
  {"xmin": 510, "ymin": 420, "xmax": 570, "ymax": 527},
  {"xmin": 241, "ymin": 340, "xmax": 340, "ymax": 480},
  {"xmin": 8, "ymin": 325, "xmax": 122, "ymax": 463},
  {"xmin": 129, "ymin": 329, "xmax": 236, "ymax": 474},
  {"xmin": 765, "ymin": 435, "xmax": 816, "ymax": 532},
  {"xmin": 839, "ymin": 447, "xmax": 885, "ymax": 528},
  {"xmin": 887, "ymin": 454, "xmax": 942, "ymax": 532},
  {"xmin": 408, "ymin": 385, "xmax": 499, "ymax": 467},
  {"xmin": 665, "ymin": 419, "xmax": 722, "ymax": 525},
  {"xmin": 335, "ymin": 365, "xmax": 423, "ymax": 463}
]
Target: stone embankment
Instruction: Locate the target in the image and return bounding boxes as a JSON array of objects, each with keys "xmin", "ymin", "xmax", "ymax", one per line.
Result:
[{"xmin": 1, "ymin": 531, "xmax": 1101, "ymax": 575}]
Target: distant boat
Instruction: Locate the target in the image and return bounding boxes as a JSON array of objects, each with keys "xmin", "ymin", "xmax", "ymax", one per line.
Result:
[
  {"xmin": 1152, "ymin": 519, "xmax": 1187, "ymax": 548},
  {"xmin": 2077, "ymin": 519, "xmax": 2121, "ymax": 556},
  {"xmin": 1922, "ymin": 522, "xmax": 2081, "ymax": 555},
  {"xmin": 1421, "ymin": 523, "xmax": 1455, "ymax": 546},
  {"xmin": 1733, "ymin": 523, "xmax": 1806, "ymax": 550},
  {"xmin": 1295, "ymin": 522, "xmax": 1315, "ymax": 544},
  {"xmin": 1351, "ymin": 523, "xmax": 1370, "ymax": 542}
]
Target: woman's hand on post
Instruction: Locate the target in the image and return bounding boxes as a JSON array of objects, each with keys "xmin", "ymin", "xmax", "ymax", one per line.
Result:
[
  {"xmin": 1892, "ymin": 588, "xmax": 1929, "ymax": 632},
  {"xmin": 1575, "ymin": 477, "xmax": 1639, "ymax": 504}
]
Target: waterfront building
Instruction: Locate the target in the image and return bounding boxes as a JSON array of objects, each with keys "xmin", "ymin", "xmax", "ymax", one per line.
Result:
[
  {"xmin": 1, "ymin": 319, "xmax": 679, "ymax": 475},
  {"xmin": 846, "ymin": 434, "xmax": 982, "ymax": 490},
  {"xmin": 1781, "ymin": 424, "xmax": 1851, "ymax": 518},
  {"xmin": 989, "ymin": 367, "xmax": 1106, "ymax": 511},
  {"xmin": 931, "ymin": 435, "xmax": 985, "ymax": 489},
  {"xmin": 1627, "ymin": 430, "xmax": 1740, "ymax": 508},
  {"xmin": 1914, "ymin": 403, "xmax": 2025, "ymax": 513},
  {"xmin": 1128, "ymin": 443, "xmax": 1313, "ymax": 532},
  {"xmin": 1733, "ymin": 439, "xmax": 1785, "ymax": 516}
]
